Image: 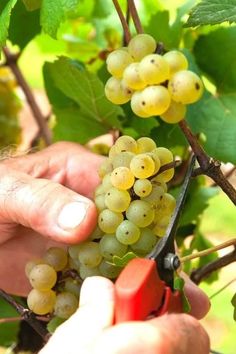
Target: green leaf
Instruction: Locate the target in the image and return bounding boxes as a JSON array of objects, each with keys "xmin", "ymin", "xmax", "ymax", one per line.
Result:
[
  {"xmin": 22, "ymin": 0, "xmax": 42, "ymax": 11},
  {"xmin": 47, "ymin": 316, "xmax": 65, "ymax": 333},
  {"xmin": 231, "ymin": 293, "xmax": 236, "ymax": 307},
  {"xmin": 174, "ymin": 277, "xmax": 191, "ymax": 313},
  {"xmin": 0, "ymin": 0, "xmax": 18, "ymax": 49},
  {"xmin": 40, "ymin": 0, "xmax": 78, "ymax": 38},
  {"xmin": 186, "ymin": 0, "xmax": 236, "ymax": 27},
  {"xmin": 0, "ymin": 297, "xmax": 20, "ymax": 346},
  {"xmin": 111, "ymin": 252, "xmax": 138, "ymax": 267},
  {"xmin": 44, "ymin": 57, "xmax": 122, "ymax": 143},
  {"xmin": 194, "ymin": 27, "xmax": 236, "ymax": 93},
  {"xmin": 8, "ymin": 0, "xmax": 40, "ymax": 49}
]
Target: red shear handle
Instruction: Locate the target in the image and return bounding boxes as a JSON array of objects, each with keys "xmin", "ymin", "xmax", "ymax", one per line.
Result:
[{"xmin": 114, "ymin": 258, "xmax": 182, "ymax": 324}]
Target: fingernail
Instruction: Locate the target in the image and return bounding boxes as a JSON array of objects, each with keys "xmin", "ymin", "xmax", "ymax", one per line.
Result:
[{"xmin": 58, "ymin": 201, "xmax": 88, "ymax": 230}]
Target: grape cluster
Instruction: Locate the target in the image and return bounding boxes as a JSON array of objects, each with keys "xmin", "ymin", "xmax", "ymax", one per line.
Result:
[
  {"xmin": 25, "ymin": 136, "xmax": 176, "ymax": 320},
  {"xmin": 104, "ymin": 34, "xmax": 203, "ymax": 123}
]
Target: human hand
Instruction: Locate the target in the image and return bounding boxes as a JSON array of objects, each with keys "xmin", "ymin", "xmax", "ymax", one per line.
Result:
[
  {"xmin": 40, "ymin": 276, "xmax": 210, "ymax": 354},
  {"xmin": 0, "ymin": 142, "xmax": 104, "ymax": 295}
]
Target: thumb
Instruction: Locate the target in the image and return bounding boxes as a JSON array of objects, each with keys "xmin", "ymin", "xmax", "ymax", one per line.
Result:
[
  {"xmin": 39, "ymin": 277, "xmax": 115, "ymax": 354},
  {"xmin": 0, "ymin": 166, "xmax": 97, "ymax": 243}
]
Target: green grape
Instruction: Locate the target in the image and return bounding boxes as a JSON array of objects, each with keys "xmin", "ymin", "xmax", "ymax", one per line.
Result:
[
  {"xmin": 108, "ymin": 145, "xmax": 118, "ymax": 159},
  {"xmin": 54, "ymin": 292, "xmax": 79, "ymax": 319},
  {"xmin": 140, "ymin": 85, "xmax": 171, "ymax": 116},
  {"xmin": 152, "ymin": 147, "xmax": 174, "ymax": 183},
  {"xmin": 142, "ymin": 185, "xmax": 165, "ymax": 207},
  {"xmin": 147, "ymin": 151, "xmax": 161, "ymax": 174},
  {"xmin": 163, "ymin": 51, "xmax": 188, "ymax": 77},
  {"xmin": 112, "ymin": 151, "xmax": 135, "ymax": 169},
  {"xmin": 130, "ymin": 153, "xmax": 155, "ymax": 178},
  {"xmin": 139, "ymin": 54, "xmax": 170, "ymax": 85},
  {"xmin": 126, "ymin": 200, "xmax": 154, "ymax": 228},
  {"xmin": 95, "ymin": 194, "xmax": 106, "ymax": 212},
  {"xmin": 130, "ymin": 91, "xmax": 151, "ymax": 118},
  {"xmin": 133, "ymin": 178, "xmax": 152, "ymax": 197},
  {"xmin": 99, "ymin": 260, "xmax": 122, "ymax": 279},
  {"xmin": 68, "ymin": 257, "xmax": 80, "ymax": 271},
  {"xmin": 94, "ymin": 184, "xmax": 105, "ymax": 197},
  {"xmin": 115, "ymin": 135, "xmax": 138, "ymax": 153},
  {"xmin": 160, "ymin": 100, "xmax": 186, "ymax": 124},
  {"xmin": 64, "ymin": 279, "xmax": 81, "ymax": 298},
  {"xmin": 106, "ymin": 49, "xmax": 133, "ymax": 78},
  {"xmin": 151, "ymin": 178, "xmax": 168, "ymax": 192},
  {"xmin": 98, "ymin": 159, "xmax": 113, "ymax": 178},
  {"xmin": 122, "ymin": 63, "xmax": 146, "ymax": 90},
  {"xmin": 111, "ymin": 167, "xmax": 135, "ymax": 190},
  {"xmin": 168, "ymin": 70, "xmax": 203, "ymax": 104},
  {"xmin": 105, "ymin": 187, "xmax": 131, "ymax": 212},
  {"xmin": 78, "ymin": 242, "xmax": 102, "ymax": 268},
  {"xmin": 79, "ymin": 264, "xmax": 101, "ymax": 279},
  {"xmin": 131, "ymin": 228, "xmax": 158, "ymax": 255},
  {"xmin": 27, "ymin": 289, "xmax": 56, "ymax": 315},
  {"xmin": 88, "ymin": 226, "xmax": 103, "ymax": 241},
  {"xmin": 155, "ymin": 193, "xmax": 176, "ymax": 216},
  {"xmin": 68, "ymin": 244, "xmax": 84, "ymax": 260},
  {"xmin": 29, "ymin": 264, "xmax": 57, "ymax": 291},
  {"xmin": 102, "ymin": 173, "xmax": 113, "ymax": 192},
  {"xmin": 99, "ymin": 234, "xmax": 128, "ymax": 261},
  {"xmin": 152, "ymin": 215, "xmax": 171, "ymax": 237},
  {"xmin": 116, "ymin": 220, "xmax": 141, "ymax": 245},
  {"xmin": 98, "ymin": 209, "xmax": 124, "ymax": 233},
  {"xmin": 137, "ymin": 137, "xmax": 156, "ymax": 153},
  {"xmin": 25, "ymin": 259, "xmax": 44, "ymax": 278},
  {"xmin": 105, "ymin": 77, "xmax": 133, "ymax": 105},
  {"xmin": 128, "ymin": 34, "xmax": 156, "ymax": 61},
  {"xmin": 43, "ymin": 247, "xmax": 68, "ymax": 272}
]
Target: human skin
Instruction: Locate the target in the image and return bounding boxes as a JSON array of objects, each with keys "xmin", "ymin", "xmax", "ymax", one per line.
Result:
[{"xmin": 0, "ymin": 142, "xmax": 210, "ymax": 353}]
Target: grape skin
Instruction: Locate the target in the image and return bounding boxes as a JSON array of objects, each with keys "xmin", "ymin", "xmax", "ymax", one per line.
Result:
[
  {"xmin": 99, "ymin": 234, "xmax": 128, "ymax": 261},
  {"xmin": 130, "ymin": 153, "xmax": 155, "ymax": 179},
  {"xmin": 54, "ymin": 292, "xmax": 79, "ymax": 319},
  {"xmin": 131, "ymin": 91, "xmax": 151, "ymax": 118},
  {"xmin": 140, "ymin": 85, "xmax": 171, "ymax": 116},
  {"xmin": 139, "ymin": 54, "xmax": 170, "ymax": 85},
  {"xmin": 160, "ymin": 100, "xmax": 186, "ymax": 124},
  {"xmin": 78, "ymin": 242, "xmax": 102, "ymax": 268},
  {"xmin": 123, "ymin": 63, "xmax": 146, "ymax": 90},
  {"xmin": 133, "ymin": 178, "xmax": 152, "ymax": 197},
  {"xmin": 163, "ymin": 51, "xmax": 188, "ymax": 77},
  {"xmin": 128, "ymin": 34, "xmax": 156, "ymax": 61},
  {"xmin": 106, "ymin": 49, "xmax": 133, "ymax": 78},
  {"xmin": 105, "ymin": 77, "xmax": 133, "ymax": 105},
  {"xmin": 98, "ymin": 209, "xmax": 124, "ymax": 233},
  {"xmin": 115, "ymin": 135, "xmax": 138, "ymax": 153},
  {"xmin": 126, "ymin": 200, "xmax": 155, "ymax": 228},
  {"xmin": 29, "ymin": 264, "xmax": 57, "ymax": 291},
  {"xmin": 27, "ymin": 289, "xmax": 56, "ymax": 315},
  {"xmin": 137, "ymin": 137, "xmax": 156, "ymax": 153},
  {"xmin": 111, "ymin": 166, "xmax": 135, "ymax": 190},
  {"xmin": 43, "ymin": 247, "xmax": 68, "ymax": 272},
  {"xmin": 116, "ymin": 220, "xmax": 141, "ymax": 245},
  {"xmin": 105, "ymin": 187, "xmax": 131, "ymax": 213}
]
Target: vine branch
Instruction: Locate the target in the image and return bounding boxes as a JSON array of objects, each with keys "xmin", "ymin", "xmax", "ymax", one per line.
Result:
[
  {"xmin": 179, "ymin": 120, "xmax": 236, "ymax": 205},
  {"xmin": 127, "ymin": 0, "xmax": 144, "ymax": 34},
  {"xmin": 3, "ymin": 47, "xmax": 52, "ymax": 146},
  {"xmin": 112, "ymin": 0, "xmax": 131, "ymax": 44}
]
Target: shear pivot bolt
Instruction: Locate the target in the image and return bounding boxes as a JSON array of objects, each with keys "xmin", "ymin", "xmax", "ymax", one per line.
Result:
[{"xmin": 164, "ymin": 253, "xmax": 180, "ymax": 270}]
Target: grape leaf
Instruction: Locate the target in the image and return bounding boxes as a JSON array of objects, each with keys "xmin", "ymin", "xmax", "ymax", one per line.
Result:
[
  {"xmin": 0, "ymin": 297, "xmax": 19, "ymax": 346},
  {"xmin": 111, "ymin": 252, "xmax": 138, "ymax": 267},
  {"xmin": 22, "ymin": 0, "xmax": 42, "ymax": 11},
  {"xmin": 0, "ymin": 0, "xmax": 18, "ymax": 49},
  {"xmin": 40, "ymin": 0, "xmax": 78, "ymax": 38},
  {"xmin": 186, "ymin": 0, "xmax": 236, "ymax": 27},
  {"xmin": 174, "ymin": 277, "xmax": 191, "ymax": 313},
  {"xmin": 194, "ymin": 27, "xmax": 236, "ymax": 93}
]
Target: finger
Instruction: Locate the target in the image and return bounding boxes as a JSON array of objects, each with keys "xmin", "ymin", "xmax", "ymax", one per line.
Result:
[
  {"xmin": 39, "ymin": 277, "xmax": 115, "ymax": 354},
  {"xmin": 93, "ymin": 314, "xmax": 209, "ymax": 354},
  {"xmin": 182, "ymin": 273, "xmax": 211, "ymax": 319},
  {"xmin": 0, "ymin": 165, "xmax": 97, "ymax": 243},
  {"xmin": 2, "ymin": 142, "xmax": 105, "ymax": 198}
]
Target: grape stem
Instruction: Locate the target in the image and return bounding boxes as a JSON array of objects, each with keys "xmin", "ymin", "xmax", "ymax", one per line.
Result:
[
  {"xmin": 0, "ymin": 288, "xmax": 50, "ymax": 341},
  {"xmin": 179, "ymin": 120, "xmax": 236, "ymax": 205},
  {"xmin": 127, "ymin": 0, "xmax": 144, "ymax": 34},
  {"xmin": 2, "ymin": 47, "xmax": 52, "ymax": 146},
  {"xmin": 150, "ymin": 159, "xmax": 181, "ymax": 180},
  {"xmin": 112, "ymin": 0, "xmax": 131, "ymax": 44},
  {"xmin": 209, "ymin": 278, "xmax": 236, "ymax": 300}
]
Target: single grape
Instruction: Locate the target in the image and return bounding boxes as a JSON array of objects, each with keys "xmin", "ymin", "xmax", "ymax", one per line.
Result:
[
  {"xmin": 137, "ymin": 137, "xmax": 156, "ymax": 153},
  {"xmin": 43, "ymin": 247, "xmax": 68, "ymax": 272},
  {"xmin": 139, "ymin": 54, "xmax": 170, "ymax": 85},
  {"xmin": 54, "ymin": 292, "xmax": 79, "ymax": 319},
  {"xmin": 27, "ymin": 289, "xmax": 56, "ymax": 315},
  {"xmin": 131, "ymin": 228, "xmax": 158, "ymax": 255},
  {"xmin": 126, "ymin": 200, "xmax": 154, "ymax": 228},
  {"xmin": 25, "ymin": 259, "xmax": 44, "ymax": 278},
  {"xmin": 151, "ymin": 178, "xmax": 168, "ymax": 192},
  {"xmin": 108, "ymin": 145, "xmax": 118, "ymax": 159},
  {"xmin": 133, "ymin": 178, "xmax": 152, "ymax": 197},
  {"xmin": 98, "ymin": 209, "xmax": 124, "ymax": 233},
  {"xmin": 168, "ymin": 70, "xmax": 203, "ymax": 104},
  {"xmin": 130, "ymin": 91, "xmax": 151, "ymax": 118},
  {"xmin": 152, "ymin": 215, "xmax": 171, "ymax": 237},
  {"xmin": 99, "ymin": 234, "xmax": 128, "ymax": 261},
  {"xmin": 105, "ymin": 77, "xmax": 133, "ymax": 105},
  {"xmin": 68, "ymin": 244, "xmax": 84, "ymax": 260},
  {"xmin": 105, "ymin": 187, "xmax": 131, "ymax": 213},
  {"xmin": 111, "ymin": 151, "xmax": 135, "ymax": 169},
  {"xmin": 102, "ymin": 173, "xmax": 113, "ymax": 192},
  {"xmin": 106, "ymin": 49, "xmax": 133, "ymax": 78},
  {"xmin": 68, "ymin": 256, "xmax": 80, "ymax": 271},
  {"xmin": 29, "ymin": 264, "xmax": 57, "ymax": 291},
  {"xmin": 151, "ymin": 147, "xmax": 174, "ymax": 183},
  {"xmin": 79, "ymin": 264, "xmax": 101, "ymax": 279},
  {"xmin": 116, "ymin": 220, "xmax": 141, "ymax": 245},
  {"xmin": 115, "ymin": 135, "xmax": 138, "ymax": 153},
  {"xmin": 130, "ymin": 153, "xmax": 155, "ymax": 178},
  {"xmin": 64, "ymin": 279, "xmax": 81, "ymax": 298},
  {"xmin": 128, "ymin": 34, "xmax": 156, "ymax": 61},
  {"xmin": 155, "ymin": 193, "xmax": 176, "ymax": 216},
  {"xmin": 78, "ymin": 242, "xmax": 102, "ymax": 268},
  {"xmin": 142, "ymin": 185, "xmax": 165, "ymax": 207},
  {"xmin": 99, "ymin": 260, "xmax": 122, "ymax": 279},
  {"xmin": 163, "ymin": 51, "xmax": 188, "ymax": 77},
  {"xmin": 94, "ymin": 184, "xmax": 105, "ymax": 197},
  {"xmin": 160, "ymin": 101, "xmax": 186, "ymax": 124},
  {"xmin": 95, "ymin": 194, "xmax": 106, "ymax": 212},
  {"xmin": 98, "ymin": 159, "xmax": 113, "ymax": 178},
  {"xmin": 122, "ymin": 63, "xmax": 146, "ymax": 90},
  {"xmin": 147, "ymin": 151, "xmax": 161, "ymax": 174},
  {"xmin": 140, "ymin": 85, "xmax": 171, "ymax": 116},
  {"xmin": 111, "ymin": 166, "xmax": 135, "ymax": 190}
]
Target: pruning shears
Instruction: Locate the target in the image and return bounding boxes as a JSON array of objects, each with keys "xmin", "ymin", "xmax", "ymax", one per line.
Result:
[{"xmin": 114, "ymin": 156, "xmax": 196, "ymax": 323}]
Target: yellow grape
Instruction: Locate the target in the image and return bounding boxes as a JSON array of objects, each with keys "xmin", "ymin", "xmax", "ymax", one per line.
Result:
[
  {"xmin": 95, "ymin": 193, "xmax": 106, "ymax": 212},
  {"xmin": 115, "ymin": 135, "xmax": 138, "ymax": 153},
  {"xmin": 29, "ymin": 264, "xmax": 57, "ymax": 291},
  {"xmin": 151, "ymin": 147, "xmax": 174, "ymax": 183},
  {"xmin": 130, "ymin": 153, "xmax": 155, "ymax": 178},
  {"xmin": 43, "ymin": 247, "xmax": 68, "ymax": 272},
  {"xmin": 98, "ymin": 209, "xmax": 124, "ymax": 233},
  {"xmin": 128, "ymin": 34, "xmax": 156, "ymax": 61},
  {"xmin": 54, "ymin": 292, "xmax": 79, "ymax": 319},
  {"xmin": 112, "ymin": 151, "xmax": 135, "ymax": 169},
  {"xmin": 160, "ymin": 101, "xmax": 186, "ymax": 124},
  {"xmin": 140, "ymin": 86, "xmax": 171, "ymax": 116},
  {"xmin": 139, "ymin": 54, "xmax": 170, "ymax": 85},
  {"xmin": 126, "ymin": 200, "xmax": 155, "ymax": 228},
  {"xmin": 137, "ymin": 137, "xmax": 156, "ymax": 153},
  {"xmin": 98, "ymin": 159, "xmax": 113, "ymax": 178},
  {"xmin": 111, "ymin": 166, "xmax": 135, "ymax": 190},
  {"xmin": 122, "ymin": 63, "xmax": 146, "ymax": 90},
  {"xmin": 168, "ymin": 70, "xmax": 203, "ymax": 104},
  {"xmin": 105, "ymin": 187, "xmax": 131, "ymax": 212},
  {"xmin": 163, "ymin": 51, "xmax": 188, "ymax": 77},
  {"xmin": 131, "ymin": 91, "xmax": 151, "ymax": 118},
  {"xmin": 106, "ymin": 49, "xmax": 133, "ymax": 78},
  {"xmin": 27, "ymin": 289, "xmax": 56, "ymax": 315},
  {"xmin": 105, "ymin": 77, "xmax": 133, "ymax": 105},
  {"xmin": 133, "ymin": 178, "xmax": 152, "ymax": 197}
]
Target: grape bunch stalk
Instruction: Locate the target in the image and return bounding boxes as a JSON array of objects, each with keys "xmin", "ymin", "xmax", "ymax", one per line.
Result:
[
  {"xmin": 105, "ymin": 33, "xmax": 204, "ymax": 123},
  {"xmin": 25, "ymin": 136, "xmax": 177, "ymax": 324}
]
